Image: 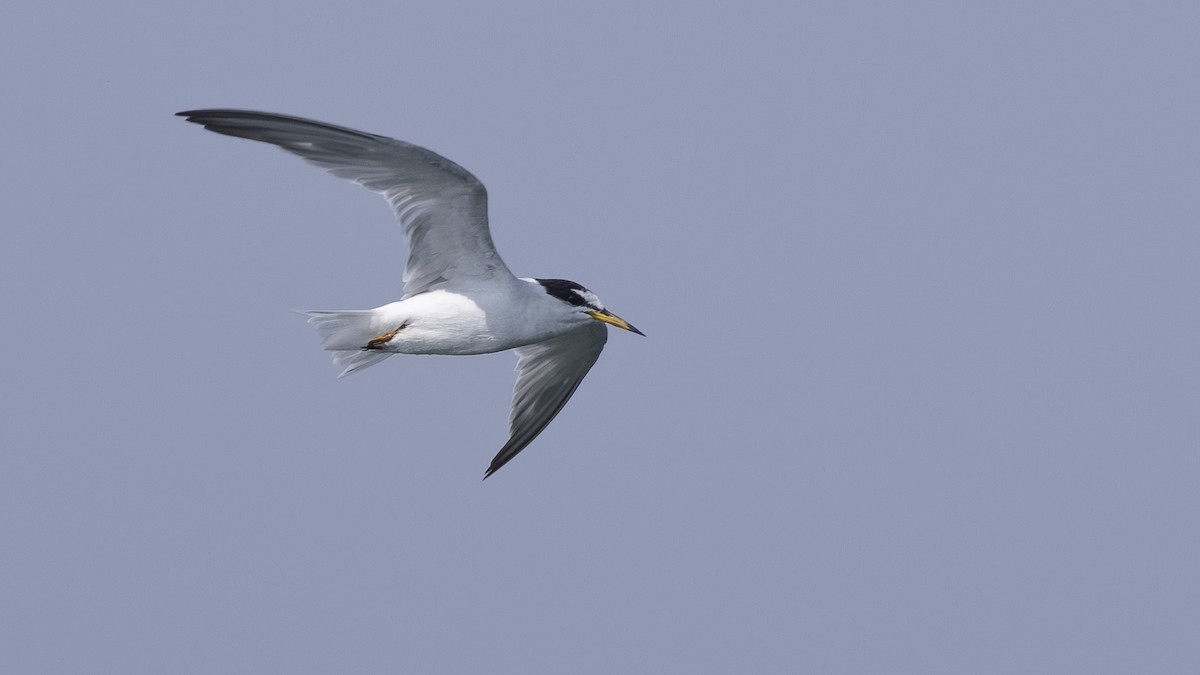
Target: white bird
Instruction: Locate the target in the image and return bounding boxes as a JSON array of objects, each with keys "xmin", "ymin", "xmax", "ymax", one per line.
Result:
[{"xmin": 178, "ymin": 109, "xmax": 643, "ymax": 478}]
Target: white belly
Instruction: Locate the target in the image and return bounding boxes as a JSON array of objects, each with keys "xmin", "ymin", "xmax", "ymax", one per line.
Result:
[{"xmin": 370, "ymin": 287, "xmax": 563, "ymax": 355}]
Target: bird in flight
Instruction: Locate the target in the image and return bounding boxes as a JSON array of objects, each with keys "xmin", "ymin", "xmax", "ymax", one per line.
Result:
[{"xmin": 178, "ymin": 109, "xmax": 643, "ymax": 478}]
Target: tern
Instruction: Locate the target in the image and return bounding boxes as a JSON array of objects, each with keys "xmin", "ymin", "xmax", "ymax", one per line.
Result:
[{"xmin": 178, "ymin": 109, "xmax": 643, "ymax": 478}]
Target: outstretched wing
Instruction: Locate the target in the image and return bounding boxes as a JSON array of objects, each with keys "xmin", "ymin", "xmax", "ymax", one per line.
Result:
[
  {"xmin": 177, "ymin": 109, "xmax": 514, "ymax": 297},
  {"xmin": 485, "ymin": 323, "xmax": 608, "ymax": 478}
]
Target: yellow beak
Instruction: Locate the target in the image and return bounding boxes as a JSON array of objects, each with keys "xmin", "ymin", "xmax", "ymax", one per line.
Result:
[{"xmin": 587, "ymin": 309, "xmax": 645, "ymax": 336}]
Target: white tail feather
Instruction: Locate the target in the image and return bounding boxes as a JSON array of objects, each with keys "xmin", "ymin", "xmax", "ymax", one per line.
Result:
[
  {"xmin": 327, "ymin": 349, "xmax": 393, "ymax": 378},
  {"xmin": 295, "ymin": 310, "xmax": 394, "ymax": 378}
]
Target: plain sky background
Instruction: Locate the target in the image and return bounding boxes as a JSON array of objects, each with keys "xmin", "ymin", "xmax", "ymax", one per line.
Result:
[{"xmin": 3, "ymin": 1, "xmax": 1198, "ymax": 673}]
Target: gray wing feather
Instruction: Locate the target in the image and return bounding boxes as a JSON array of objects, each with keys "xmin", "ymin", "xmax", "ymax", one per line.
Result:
[
  {"xmin": 485, "ymin": 323, "xmax": 608, "ymax": 478},
  {"xmin": 177, "ymin": 109, "xmax": 513, "ymax": 297}
]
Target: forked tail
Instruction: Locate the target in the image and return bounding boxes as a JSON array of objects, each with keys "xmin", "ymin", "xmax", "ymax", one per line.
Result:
[{"xmin": 296, "ymin": 310, "xmax": 394, "ymax": 378}]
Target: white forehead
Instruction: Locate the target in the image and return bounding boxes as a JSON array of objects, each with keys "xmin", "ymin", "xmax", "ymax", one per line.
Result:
[{"xmin": 573, "ymin": 288, "xmax": 604, "ymax": 309}]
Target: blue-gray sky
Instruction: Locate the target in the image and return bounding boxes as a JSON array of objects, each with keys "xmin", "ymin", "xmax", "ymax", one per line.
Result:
[{"xmin": 3, "ymin": 1, "xmax": 1198, "ymax": 672}]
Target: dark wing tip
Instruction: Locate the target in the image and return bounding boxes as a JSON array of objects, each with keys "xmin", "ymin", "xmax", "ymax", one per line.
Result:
[
  {"xmin": 175, "ymin": 108, "xmax": 385, "ymax": 144},
  {"xmin": 482, "ymin": 450, "xmax": 516, "ymax": 480},
  {"xmin": 175, "ymin": 108, "xmax": 251, "ymax": 123},
  {"xmin": 176, "ymin": 109, "xmax": 216, "ymax": 126},
  {"xmin": 176, "ymin": 108, "xmax": 271, "ymax": 119}
]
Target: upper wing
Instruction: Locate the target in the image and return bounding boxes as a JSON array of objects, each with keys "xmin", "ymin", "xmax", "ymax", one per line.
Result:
[
  {"xmin": 177, "ymin": 109, "xmax": 514, "ymax": 297},
  {"xmin": 485, "ymin": 323, "xmax": 608, "ymax": 478}
]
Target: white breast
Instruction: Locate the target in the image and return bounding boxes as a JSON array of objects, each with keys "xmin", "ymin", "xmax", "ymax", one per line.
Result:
[{"xmin": 372, "ymin": 281, "xmax": 575, "ymax": 355}]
